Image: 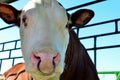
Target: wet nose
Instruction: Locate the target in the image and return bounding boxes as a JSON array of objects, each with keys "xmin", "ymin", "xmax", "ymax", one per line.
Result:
[{"xmin": 30, "ymin": 50, "xmax": 60, "ymax": 75}]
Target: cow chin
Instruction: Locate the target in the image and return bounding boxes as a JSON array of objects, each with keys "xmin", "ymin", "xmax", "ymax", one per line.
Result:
[
  {"xmin": 22, "ymin": 49, "xmax": 65, "ymax": 80},
  {"xmin": 25, "ymin": 60, "xmax": 64, "ymax": 80}
]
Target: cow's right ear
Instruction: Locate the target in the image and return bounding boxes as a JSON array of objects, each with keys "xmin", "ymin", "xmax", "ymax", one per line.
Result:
[
  {"xmin": 68, "ymin": 9, "xmax": 94, "ymax": 28},
  {"xmin": 0, "ymin": 2, "xmax": 21, "ymax": 26}
]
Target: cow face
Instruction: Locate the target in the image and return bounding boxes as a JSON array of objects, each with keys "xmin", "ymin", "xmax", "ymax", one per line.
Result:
[
  {"xmin": 20, "ymin": 0, "xmax": 69, "ymax": 79},
  {"xmin": 0, "ymin": 0, "xmax": 69, "ymax": 79},
  {"xmin": 0, "ymin": 0, "xmax": 94, "ymax": 80}
]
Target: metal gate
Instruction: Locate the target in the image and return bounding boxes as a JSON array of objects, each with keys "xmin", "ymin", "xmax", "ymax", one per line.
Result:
[{"xmin": 0, "ymin": 0, "xmax": 120, "ymax": 79}]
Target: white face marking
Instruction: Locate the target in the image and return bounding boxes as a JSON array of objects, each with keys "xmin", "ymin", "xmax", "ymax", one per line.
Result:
[{"xmin": 20, "ymin": 0, "xmax": 69, "ymax": 79}]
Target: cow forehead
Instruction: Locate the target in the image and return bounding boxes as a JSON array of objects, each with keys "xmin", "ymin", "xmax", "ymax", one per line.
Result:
[
  {"xmin": 22, "ymin": 0, "xmax": 66, "ymax": 16},
  {"xmin": 22, "ymin": 0, "xmax": 68, "ymax": 28}
]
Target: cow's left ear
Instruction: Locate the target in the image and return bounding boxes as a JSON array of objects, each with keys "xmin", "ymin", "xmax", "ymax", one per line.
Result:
[{"xmin": 68, "ymin": 9, "xmax": 94, "ymax": 28}]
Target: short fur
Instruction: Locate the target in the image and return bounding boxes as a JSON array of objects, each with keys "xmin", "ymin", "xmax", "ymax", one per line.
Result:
[
  {"xmin": 0, "ymin": 1, "xmax": 99, "ymax": 80},
  {"xmin": 60, "ymin": 28, "xmax": 99, "ymax": 80},
  {"xmin": 1, "ymin": 28, "xmax": 99, "ymax": 80}
]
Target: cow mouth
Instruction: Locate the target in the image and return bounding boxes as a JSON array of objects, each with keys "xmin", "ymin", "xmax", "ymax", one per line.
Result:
[{"xmin": 37, "ymin": 60, "xmax": 56, "ymax": 76}]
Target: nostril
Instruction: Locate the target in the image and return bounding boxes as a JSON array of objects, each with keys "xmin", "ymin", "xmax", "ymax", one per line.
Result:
[
  {"xmin": 30, "ymin": 53, "xmax": 41, "ymax": 66},
  {"xmin": 34, "ymin": 54, "xmax": 41, "ymax": 60},
  {"xmin": 53, "ymin": 55, "xmax": 57, "ymax": 60},
  {"xmin": 53, "ymin": 54, "xmax": 60, "ymax": 65}
]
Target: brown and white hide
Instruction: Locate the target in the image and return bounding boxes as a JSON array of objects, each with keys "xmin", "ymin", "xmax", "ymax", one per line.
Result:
[{"xmin": 0, "ymin": 0, "xmax": 99, "ymax": 80}]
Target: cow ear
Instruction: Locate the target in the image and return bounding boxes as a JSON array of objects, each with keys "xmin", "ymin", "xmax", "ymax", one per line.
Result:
[
  {"xmin": 0, "ymin": 2, "xmax": 21, "ymax": 26},
  {"xmin": 69, "ymin": 9, "xmax": 94, "ymax": 28}
]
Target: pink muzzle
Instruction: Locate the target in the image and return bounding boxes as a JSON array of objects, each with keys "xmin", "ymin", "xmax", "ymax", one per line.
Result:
[{"xmin": 30, "ymin": 50, "xmax": 60, "ymax": 75}]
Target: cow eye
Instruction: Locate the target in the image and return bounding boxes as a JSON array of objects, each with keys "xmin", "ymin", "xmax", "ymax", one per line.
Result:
[
  {"xmin": 22, "ymin": 15, "xmax": 28, "ymax": 26},
  {"xmin": 22, "ymin": 17, "xmax": 26, "ymax": 23}
]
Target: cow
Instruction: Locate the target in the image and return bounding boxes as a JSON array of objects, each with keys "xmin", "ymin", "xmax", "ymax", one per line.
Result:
[{"xmin": 0, "ymin": 0, "xmax": 99, "ymax": 80}]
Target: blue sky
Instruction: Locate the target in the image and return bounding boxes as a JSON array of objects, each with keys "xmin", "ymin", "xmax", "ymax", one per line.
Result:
[{"xmin": 0, "ymin": 0, "xmax": 120, "ymax": 80}]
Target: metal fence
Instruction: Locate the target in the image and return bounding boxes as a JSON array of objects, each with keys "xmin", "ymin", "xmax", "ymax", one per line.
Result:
[{"xmin": 0, "ymin": 0, "xmax": 120, "ymax": 79}]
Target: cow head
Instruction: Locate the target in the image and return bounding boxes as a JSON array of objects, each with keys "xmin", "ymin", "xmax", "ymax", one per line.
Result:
[{"xmin": 0, "ymin": 0, "xmax": 94, "ymax": 80}]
